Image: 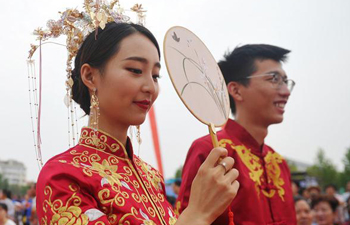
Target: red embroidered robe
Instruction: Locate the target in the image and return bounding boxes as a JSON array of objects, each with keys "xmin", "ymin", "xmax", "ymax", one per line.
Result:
[
  {"xmin": 176, "ymin": 119, "xmax": 296, "ymax": 225},
  {"xmin": 36, "ymin": 127, "xmax": 177, "ymax": 225}
]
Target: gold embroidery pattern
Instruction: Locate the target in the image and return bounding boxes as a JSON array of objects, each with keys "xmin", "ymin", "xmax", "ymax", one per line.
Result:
[
  {"xmin": 91, "ymin": 159, "xmax": 123, "ymax": 187},
  {"xmin": 80, "ymin": 129, "xmax": 120, "ymax": 152},
  {"xmin": 135, "ymin": 157, "xmax": 163, "ymax": 192},
  {"xmin": 174, "ymin": 201, "xmax": 181, "ymax": 217},
  {"xmin": 42, "ymin": 184, "xmax": 89, "ymax": 225},
  {"xmin": 55, "ymin": 128, "xmax": 175, "ymax": 224},
  {"xmin": 133, "ymin": 156, "xmax": 170, "ymax": 219},
  {"xmin": 119, "ymin": 207, "xmax": 157, "ymax": 225},
  {"xmin": 168, "ymin": 207, "xmax": 177, "ymax": 225},
  {"xmin": 219, "ymin": 139, "xmax": 286, "ymax": 200},
  {"xmin": 263, "ymin": 151, "xmax": 285, "ymax": 201},
  {"xmin": 60, "ymin": 150, "xmax": 164, "ymax": 222}
]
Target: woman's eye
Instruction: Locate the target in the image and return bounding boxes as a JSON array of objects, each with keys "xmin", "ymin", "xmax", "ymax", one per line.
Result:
[
  {"xmin": 153, "ymin": 75, "xmax": 161, "ymax": 81},
  {"xmin": 127, "ymin": 68, "xmax": 142, "ymax": 74}
]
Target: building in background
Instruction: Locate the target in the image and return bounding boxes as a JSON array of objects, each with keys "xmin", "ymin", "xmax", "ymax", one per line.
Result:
[{"xmin": 0, "ymin": 160, "xmax": 26, "ymax": 186}]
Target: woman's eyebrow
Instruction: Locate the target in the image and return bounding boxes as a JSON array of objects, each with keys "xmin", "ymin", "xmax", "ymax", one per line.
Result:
[{"xmin": 123, "ymin": 56, "xmax": 161, "ymax": 69}]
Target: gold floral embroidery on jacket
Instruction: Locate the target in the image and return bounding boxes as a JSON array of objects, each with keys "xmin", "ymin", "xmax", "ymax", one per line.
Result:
[
  {"xmin": 219, "ymin": 139, "xmax": 286, "ymax": 200},
  {"xmin": 42, "ymin": 184, "xmax": 89, "ymax": 225},
  {"xmin": 168, "ymin": 207, "xmax": 177, "ymax": 225},
  {"xmin": 174, "ymin": 201, "xmax": 181, "ymax": 217},
  {"xmin": 135, "ymin": 157, "xmax": 162, "ymax": 191},
  {"xmin": 119, "ymin": 207, "xmax": 157, "ymax": 224},
  {"xmin": 80, "ymin": 129, "xmax": 120, "ymax": 152},
  {"xmin": 91, "ymin": 159, "xmax": 123, "ymax": 187}
]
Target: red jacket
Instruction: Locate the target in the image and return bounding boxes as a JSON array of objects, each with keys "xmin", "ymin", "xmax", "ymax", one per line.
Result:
[
  {"xmin": 176, "ymin": 119, "xmax": 296, "ymax": 225},
  {"xmin": 37, "ymin": 127, "xmax": 177, "ymax": 225}
]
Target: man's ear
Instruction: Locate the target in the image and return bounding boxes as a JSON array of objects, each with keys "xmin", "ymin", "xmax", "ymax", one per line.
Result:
[
  {"xmin": 80, "ymin": 63, "xmax": 99, "ymax": 91},
  {"xmin": 227, "ymin": 81, "xmax": 243, "ymax": 102}
]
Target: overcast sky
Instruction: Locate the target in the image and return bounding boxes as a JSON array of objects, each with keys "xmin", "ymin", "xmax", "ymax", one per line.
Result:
[{"xmin": 1, "ymin": 0, "xmax": 349, "ymax": 182}]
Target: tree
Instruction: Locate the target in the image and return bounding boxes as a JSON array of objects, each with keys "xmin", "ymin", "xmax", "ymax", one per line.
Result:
[
  {"xmin": 285, "ymin": 159, "xmax": 299, "ymax": 173},
  {"xmin": 306, "ymin": 148, "xmax": 340, "ymax": 189},
  {"xmin": 0, "ymin": 173, "xmax": 9, "ymax": 190},
  {"xmin": 339, "ymin": 147, "xmax": 350, "ymax": 189},
  {"xmin": 175, "ymin": 166, "xmax": 183, "ymax": 179}
]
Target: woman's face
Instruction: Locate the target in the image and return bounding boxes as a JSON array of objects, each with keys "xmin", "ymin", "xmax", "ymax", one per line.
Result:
[
  {"xmin": 95, "ymin": 33, "xmax": 160, "ymax": 128},
  {"xmin": 295, "ymin": 200, "xmax": 313, "ymax": 225},
  {"xmin": 314, "ymin": 201, "xmax": 335, "ymax": 225}
]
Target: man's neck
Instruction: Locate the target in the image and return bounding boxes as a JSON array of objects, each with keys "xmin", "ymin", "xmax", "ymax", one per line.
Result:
[{"xmin": 235, "ymin": 117, "xmax": 268, "ymax": 147}]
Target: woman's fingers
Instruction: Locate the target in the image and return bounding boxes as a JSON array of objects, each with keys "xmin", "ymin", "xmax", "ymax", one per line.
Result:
[
  {"xmin": 215, "ymin": 157, "xmax": 235, "ymax": 175},
  {"xmin": 201, "ymin": 147, "xmax": 228, "ymax": 169},
  {"xmin": 183, "ymin": 147, "xmax": 240, "ymax": 225},
  {"xmin": 224, "ymin": 168, "xmax": 239, "ymax": 184}
]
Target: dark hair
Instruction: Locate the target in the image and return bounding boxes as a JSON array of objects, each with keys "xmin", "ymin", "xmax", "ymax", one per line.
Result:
[
  {"xmin": 1, "ymin": 189, "xmax": 11, "ymax": 199},
  {"xmin": 174, "ymin": 180, "xmax": 182, "ymax": 187},
  {"xmin": 311, "ymin": 195, "xmax": 339, "ymax": 212},
  {"xmin": 72, "ymin": 22, "xmax": 160, "ymax": 115},
  {"xmin": 325, "ymin": 184, "xmax": 338, "ymax": 191},
  {"xmin": 294, "ymin": 196, "xmax": 306, "ymax": 204},
  {"xmin": 0, "ymin": 203, "xmax": 7, "ymax": 212},
  {"xmin": 218, "ymin": 44, "xmax": 290, "ymax": 115}
]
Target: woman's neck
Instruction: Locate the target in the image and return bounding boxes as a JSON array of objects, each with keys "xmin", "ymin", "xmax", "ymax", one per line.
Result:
[{"xmin": 90, "ymin": 116, "xmax": 129, "ymax": 147}]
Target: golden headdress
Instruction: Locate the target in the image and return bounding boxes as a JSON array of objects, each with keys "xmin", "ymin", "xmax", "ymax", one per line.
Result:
[{"xmin": 27, "ymin": 0, "xmax": 146, "ymax": 169}]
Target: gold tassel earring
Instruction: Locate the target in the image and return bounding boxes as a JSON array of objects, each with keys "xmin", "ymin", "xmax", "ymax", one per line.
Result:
[
  {"xmin": 136, "ymin": 125, "xmax": 142, "ymax": 156},
  {"xmin": 90, "ymin": 88, "xmax": 100, "ymax": 146},
  {"xmin": 136, "ymin": 125, "xmax": 142, "ymax": 146}
]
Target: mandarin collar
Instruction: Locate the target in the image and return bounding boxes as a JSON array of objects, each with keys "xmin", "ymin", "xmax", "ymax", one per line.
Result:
[
  {"xmin": 224, "ymin": 119, "xmax": 268, "ymax": 156},
  {"xmin": 78, "ymin": 127, "xmax": 134, "ymax": 159}
]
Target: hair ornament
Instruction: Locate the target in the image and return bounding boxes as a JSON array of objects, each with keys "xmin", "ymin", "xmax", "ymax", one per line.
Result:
[{"xmin": 27, "ymin": 0, "xmax": 146, "ymax": 169}]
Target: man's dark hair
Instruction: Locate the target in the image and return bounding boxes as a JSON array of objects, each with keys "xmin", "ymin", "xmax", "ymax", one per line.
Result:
[
  {"xmin": 218, "ymin": 44, "xmax": 290, "ymax": 115},
  {"xmin": 0, "ymin": 203, "xmax": 8, "ymax": 212},
  {"xmin": 174, "ymin": 180, "xmax": 181, "ymax": 187},
  {"xmin": 1, "ymin": 189, "xmax": 11, "ymax": 199},
  {"xmin": 311, "ymin": 195, "xmax": 339, "ymax": 212},
  {"xmin": 325, "ymin": 184, "xmax": 338, "ymax": 192}
]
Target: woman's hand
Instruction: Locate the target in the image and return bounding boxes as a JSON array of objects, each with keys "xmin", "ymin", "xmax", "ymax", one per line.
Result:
[{"xmin": 176, "ymin": 147, "xmax": 239, "ymax": 225}]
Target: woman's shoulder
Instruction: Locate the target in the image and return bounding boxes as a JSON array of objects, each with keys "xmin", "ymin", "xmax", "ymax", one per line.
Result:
[{"xmin": 37, "ymin": 146, "xmax": 87, "ymax": 185}]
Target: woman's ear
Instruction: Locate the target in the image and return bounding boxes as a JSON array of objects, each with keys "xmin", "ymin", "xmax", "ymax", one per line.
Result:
[
  {"xmin": 80, "ymin": 63, "xmax": 99, "ymax": 91},
  {"xmin": 227, "ymin": 81, "xmax": 243, "ymax": 102}
]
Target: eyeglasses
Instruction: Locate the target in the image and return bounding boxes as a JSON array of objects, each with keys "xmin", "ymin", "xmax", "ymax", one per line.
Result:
[{"xmin": 245, "ymin": 72, "xmax": 295, "ymax": 93}]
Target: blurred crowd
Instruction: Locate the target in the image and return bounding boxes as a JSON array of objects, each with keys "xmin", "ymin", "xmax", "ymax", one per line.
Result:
[
  {"xmin": 1, "ymin": 180, "xmax": 349, "ymax": 225},
  {"xmin": 0, "ymin": 184, "xmax": 37, "ymax": 225},
  {"xmin": 294, "ymin": 181, "xmax": 350, "ymax": 225}
]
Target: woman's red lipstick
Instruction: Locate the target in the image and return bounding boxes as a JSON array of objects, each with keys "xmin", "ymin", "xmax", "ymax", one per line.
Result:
[{"xmin": 134, "ymin": 100, "xmax": 150, "ymax": 110}]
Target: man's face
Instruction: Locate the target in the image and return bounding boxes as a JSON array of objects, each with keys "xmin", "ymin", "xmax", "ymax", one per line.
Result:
[
  {"xmin": 238, "ymin": 59, "xmax": 291, "ymax": 127},
  {"xmin": 0, "ymin": 207, "xmax": 6, "ymax": 221},
  {"xmin": 325, "ymin": 187, "xmax": 336, "ymax": 196},
  {"xmin": 346, "ymin": 181, "xmax": 350, "ymax": 192}
]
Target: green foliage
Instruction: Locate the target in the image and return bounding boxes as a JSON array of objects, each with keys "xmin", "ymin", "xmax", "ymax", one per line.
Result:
[
  {"xmin": 339, "ymin": 147, "xmax": 350, "ymax": 188},
  {"xmin": 286, "ymin": 159, "xmax": 298, "ymax": 173},
  {"xmin": 0, "ymin": 173, "xmax": 9, "ymax": 189},
  {"xmin": 175, "ymin": 166, "xmax": 183, "ymax": 179},
  {"xmin": 0, "ymin": 173, "xmax": 32, "ymax": 197},
  {"xmin": 306, "ymin": 148, "xmax": 341, "ymax": 190}
]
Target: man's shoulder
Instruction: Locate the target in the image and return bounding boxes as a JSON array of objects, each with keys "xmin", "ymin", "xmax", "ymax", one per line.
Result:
[
  {"xmin": 192, "ymin": 128, "xmax": 229, "ymax": 145},
  {"xmin": 264, "ymin": 144, "xmax": 284, "ymax": 157},
  {"xmin": 192, "ymin": 133, "xmax": 212, "ymax": 146},
  {"xmin": 5, "ymin": 219, "xmax": 16, "ymax": 225}
]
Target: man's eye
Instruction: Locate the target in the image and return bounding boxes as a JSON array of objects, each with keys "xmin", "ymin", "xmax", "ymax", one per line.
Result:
[
  {"xmin": 127, "ymin": 68, "xmax": 142, "ymax": 74},
  {"xmin": 271, "ymin": 74, "xmax": 280, "ymax": 83}
]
